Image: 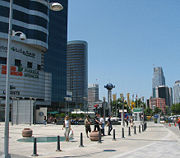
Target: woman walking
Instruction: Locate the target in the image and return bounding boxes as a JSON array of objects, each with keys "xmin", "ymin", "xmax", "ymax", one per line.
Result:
[
  {"xmin": 63, "ymin": 115, "xmax": 71, "ymax": 141},
  {"xmin": 84, "ymin": 115, "xmax": 91, "ymax": 137}
]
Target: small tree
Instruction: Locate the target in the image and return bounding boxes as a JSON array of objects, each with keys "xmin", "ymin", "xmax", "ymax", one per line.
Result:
[{"xmin": 171, "ymin": 103, "xmax": 180, "ymax": 115}]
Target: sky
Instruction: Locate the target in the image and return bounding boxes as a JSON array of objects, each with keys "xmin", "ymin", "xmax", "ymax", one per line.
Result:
[{"xmin": 68, "ymin": 0, "xmax": 180, "ymax": 101}]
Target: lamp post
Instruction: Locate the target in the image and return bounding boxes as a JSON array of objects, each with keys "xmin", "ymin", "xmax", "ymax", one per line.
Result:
[{"xmin": 4, "ymin": 1, "xmax": 63, "ymax": 157}]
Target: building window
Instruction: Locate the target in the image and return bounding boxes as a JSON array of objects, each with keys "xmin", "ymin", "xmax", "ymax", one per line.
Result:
[
  {"xmin": 0, "ymin": 57, "xmax": 6, "ymax": 64},
  {"xmin": 27, "ymin": 62, "xmax": 32, "ymax": 68},
  {"xmin": 37, "ymin": 64, "xmax": 41, "ymax": 70},
  {"xmin": 15, "ymin": 59, "xmax": 21, "ymax": 67}
]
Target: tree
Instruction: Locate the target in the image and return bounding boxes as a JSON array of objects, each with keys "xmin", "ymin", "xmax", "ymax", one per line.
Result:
[
  {"xmin": 144, "ymin": 107, "xmax": 153, "ymax": 116},
  {"xmin": 171, "ymin": 103, "xmax": 180, "ymax": 115},
  {"xmin": 153, "ymin": 107, "xmax": 162, "ymax": 114}
]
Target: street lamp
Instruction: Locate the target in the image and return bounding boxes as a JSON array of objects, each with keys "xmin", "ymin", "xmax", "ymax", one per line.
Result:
[{"xmin": 4, "ymin": 1, "xmax": 63, "ymax": 157}]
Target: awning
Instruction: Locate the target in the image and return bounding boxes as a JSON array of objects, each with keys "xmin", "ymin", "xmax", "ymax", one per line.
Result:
[{"xmin": 47, "ymin": 111, "xmax": 59, "ymax": 114}]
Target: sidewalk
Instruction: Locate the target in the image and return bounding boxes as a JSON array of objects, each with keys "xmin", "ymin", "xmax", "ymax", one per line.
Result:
[{"xmin": 0, "ymin": 122, "xmax": 179, "ymax": 158}]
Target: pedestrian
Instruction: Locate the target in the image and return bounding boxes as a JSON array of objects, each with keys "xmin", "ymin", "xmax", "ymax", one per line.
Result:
[
  {"xmin": 125, "ymin": 117, "xmax": 129, "ymax": 127},
  {"xmin": 100, "ymin": 115, "xmax": 105, "ymax": 136},
  {"xmin": 177, "ymin": 117, "xmax": 180, "ymax": 130},
  {"xmin": 84, "ymin": 115, "xmax": 91, "ymax": 138},
  {"xmin": 62, "ymin": 115, "xmax": 71, "ymax": 141},
  {"xmin": 130, "ymin": 117, "xmax": 134, "ymax": 127},
  {"xmin": 43, "ymin": 116, "xmax": 47, "ymax": 125},
  {"xmin": 54, "ymin": 117, "xmax": 57, "ymax": 124},
  {"xmin": 107, "ymin": 116, "xmax": 113, "ymax": 135},
  {"xmin": 94, "ymin": 113, "xmax": 100, "ymax": 131}
]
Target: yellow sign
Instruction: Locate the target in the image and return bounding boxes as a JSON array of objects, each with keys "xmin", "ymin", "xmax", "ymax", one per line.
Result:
[{"xmin": 113, "ymin": 94, "xmax": 116, "ymax": 101}]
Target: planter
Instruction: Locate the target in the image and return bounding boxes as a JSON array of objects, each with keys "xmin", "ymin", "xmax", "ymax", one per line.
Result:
[
  {"xmin": 89, "ymin": 131, "xmax": 99, "ymax": 141},
  {"xmin": 22, "ymin": 128, "xmax": 33, "ymax": 137}
]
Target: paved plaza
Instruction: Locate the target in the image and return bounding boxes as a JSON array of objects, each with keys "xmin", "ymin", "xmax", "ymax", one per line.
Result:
[{"xmin": 0, "ymin": 122, "xmax": 180, "ymax": 158}]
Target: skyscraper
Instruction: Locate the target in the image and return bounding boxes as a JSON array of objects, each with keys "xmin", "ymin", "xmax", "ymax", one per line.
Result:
[
  {"xmin": 88, "ymin": 84, "xmax": 99, "ymax": 103},
  {"xmin": 173, "ymin": 80, "xmax": 180, "ymax": 104},
  {"xmin": 44, "ymin": 0, "xmax": 68, "ymax": 105},
  {"xmin": 152, "ymin": 67, "xmax": 165, "ymax": 98},
  {"xmin": 67, "ymin": 40, "xmax": 88, "ymax": 109}
]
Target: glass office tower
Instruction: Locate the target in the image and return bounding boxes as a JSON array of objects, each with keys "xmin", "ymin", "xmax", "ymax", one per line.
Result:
[
  {"xmin": 152, "ymin": 67, "xmax": 165, "ymax": 98},
  {"xmin": 67, "ymin": 40, "xmax": 88, "ymax": 109},
  {"xmin": 44, "ymin": 0, "xmax": 68, "ymax": 105}
]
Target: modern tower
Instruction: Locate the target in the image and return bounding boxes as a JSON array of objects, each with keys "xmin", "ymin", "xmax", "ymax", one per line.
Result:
[
  {"xmin": 152, "ymin": 67, "xmax": 165, "ymax": 98},
  {"xmin": 67, "ymin": 40, "xmax": 88, "ymax": 109},
  {"xmin": 104, "ymin": 83, "xmax": 115, "ymax": 116},
  {"xmin": 173, "ymin": 80, "xmax": 180, "ymax": 104},
  {"xmin": 0, "ymin": 0, "xmax": 54, "ymax": 122},
  {"xmin": 0, "ymin": 0, "xmax": 52, "ymax": 100},
  {"xmin": 44, "ymin": 0, "xmax": 68, "ymax": 105}
]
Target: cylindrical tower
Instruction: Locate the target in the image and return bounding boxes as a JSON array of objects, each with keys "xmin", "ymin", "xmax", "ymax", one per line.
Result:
[{"xmin": 67, "ymin": 40, "xmax": 88, "ymax": 110}]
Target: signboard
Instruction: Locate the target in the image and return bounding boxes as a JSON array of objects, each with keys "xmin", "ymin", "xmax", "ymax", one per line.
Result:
[
  {"xmin": 133, "ymin": 108, "xmax": 143, "ymax": 113},
  {"xmin": 1, "ymin": 65, "xmax": 39, "ymax": 78}
]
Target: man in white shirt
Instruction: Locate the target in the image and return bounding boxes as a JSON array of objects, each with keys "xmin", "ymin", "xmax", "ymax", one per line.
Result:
[{"xmin": 100, "ymin": 115, "xmax": 105, "ymax": 136}]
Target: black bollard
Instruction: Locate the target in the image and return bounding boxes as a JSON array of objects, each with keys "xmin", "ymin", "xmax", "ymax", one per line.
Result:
[
  {"xmin": 32, "ymin": 137, "xmax": 38, "ymax": 156},
  {"xmin": 142, "ymin": 124, "xmax": 144, "ymax": 132},
  {"xmin": 139, "ymin": 125, "xmax": 141, "ymax": 133},
  {"xmin": 122, "ymin": 128, "xmax": 125, "ymax": 138},
  {"xmin": 56, "ymin": 136, "xmax": 61, "ymax": 151},
  {"xmin": 134, "ymin": 126, "xmax": 136, "ymax": 134},
  {"xmin": 98, "ymin": 130, "xmax": 102, "ymax": 143},
  {"xmin": 113, "ymin": 129, "xmax": 116, "ymax": 141},
  {"xmin": 145, "ymin": 122, "xmax": 147, "ymax": 130},
  {"xmin": 79, "ymin": 132, "xmax": 84, "ymax": 147},
  {"xmin": 128, "ymin": 127, "xmax": 131, "ymax": 136}
]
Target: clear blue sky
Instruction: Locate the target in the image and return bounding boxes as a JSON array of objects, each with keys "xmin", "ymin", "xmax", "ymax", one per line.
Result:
[{"xmin": 68, "ymin": 0, "xmax": 180, "ymax": 101}]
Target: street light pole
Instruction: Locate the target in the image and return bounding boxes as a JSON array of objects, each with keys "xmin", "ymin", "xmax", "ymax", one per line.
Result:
[{"xmin": 4, "ymin": 0, "xmax": 13, "ymax": 157}]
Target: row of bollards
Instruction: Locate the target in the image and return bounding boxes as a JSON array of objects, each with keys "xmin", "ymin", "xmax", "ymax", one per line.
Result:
[{"xmin": 32, "ymin": 123, "xmax": 147, "ymax": 156}]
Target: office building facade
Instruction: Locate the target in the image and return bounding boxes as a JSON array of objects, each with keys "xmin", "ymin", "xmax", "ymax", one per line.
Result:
[
  {"xmin": 88, "ymin": 84, "xmax": 99, "ymax": 102},
  {"xmin": 0, "ymin": 0, "xmax": 51, "ymax": 101},
  {"xmin": 173, "ymin": 80, "xmax": 180, "ymax": 104},
  {"xmin": 0, "ymin": 0, "xmax": 58, "ymax": 122},
  {"xmin": 44, "ymin": 0, "xmax": 68, "ymax": 105},
  {"xmin": 67, "ymin": 40, "xmax": 88, "ymax": 109},
  {"xmin": 152, "ymin": 67, "xmax": 165, "ymax": 98},
  {"xmin": 154, "ymin": 86, "xmax": 172, "ymax": 107},
  {"xmin": 149, "ymin": 97, "xmax": 166, "ymax": 113}
]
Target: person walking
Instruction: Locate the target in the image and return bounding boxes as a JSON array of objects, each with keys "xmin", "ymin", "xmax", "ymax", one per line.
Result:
[
  {"xmin": 177, "ymin": 117, "xmax": 180, "ymax": 130},
  {"xmin": 107, "ymin": 116, "xmax": 113, "ymax": 135},
  {"xmin": 63, "ymin": 115, "xmax": 71, "ymax": 141},
  {"xmin": 125, "ymin": 117, "xmax": 129, "ymax": 127},
  {"xmin": 100, "ymin": 115, "xmax": 105, "ymax": 136},
  {"xmin": 84, "ymin": 115, "xmax": 91, "ymax": 137},
  {"xmin": 43, "ymin": 116, "xmax": 47, "ymax": 125},
  {"xmin": 94, "ymin": 113, "xmax": 100, "ymax": 131},
  {"xmin": 130, "ymin": 117, "xmax": 134, "ymax": 127}
]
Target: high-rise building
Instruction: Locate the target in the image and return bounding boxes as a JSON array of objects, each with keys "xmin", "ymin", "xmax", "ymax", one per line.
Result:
[
  {"xmin": 173, "ymin": 80, "xmax": 180, "ymax": 104},
  {"xmin": 88, "ymin": 84, "xmax": 99, "ymax": 102},
  {"xmin": 152, "ymin": 67, "xmax": 165, "ymax": 98},
  {"xmin": 0, "ymin": 0, "xmax": 53, "ymax": 122},
  {"xmin": 0, "ymin": 0, "xmax": 52, "ymax": 100},
  {"xmin": 67, "ymin": 40, "xmax": 88, "ymax": 109},
  {"xmin": 154, "ymin": 86, "xmax": 172, "ymax": 107},
  {"xmin": 44, "ymin": 0, "xmax": 68, "ymax": 105}
]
